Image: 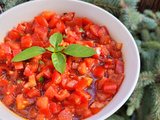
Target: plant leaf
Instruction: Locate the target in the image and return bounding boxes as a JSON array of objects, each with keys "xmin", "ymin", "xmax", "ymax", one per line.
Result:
[
  {"xmin": 12, "ymin": 46, "xmax": 46, "ymax": 62},
  {"xmin": 63, "ymin": 44, "xmax": 97, "ymax": 57},
  {"xmin": 45, "ymin": 47, "xmax": 55, "ymax": 52},
  {"xmin": 55, "ymin": 46, "xmax": 65, "ymax": 52},
  {"xmin": 51, "ymin": 52, "xmax": 66, "ymax": 74},
  {"xmin": 39, "ymin": 76, "xmax": 44, "ymax": 83},
  {"xmin": 49, "ymin": 33, "xmax": 63, "ymax": 48}
]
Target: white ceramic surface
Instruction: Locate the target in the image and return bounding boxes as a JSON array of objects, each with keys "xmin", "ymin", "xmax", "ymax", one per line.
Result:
[{"xmin": 0, "ymin": 0, "xmax": 140, "ymax": 120}]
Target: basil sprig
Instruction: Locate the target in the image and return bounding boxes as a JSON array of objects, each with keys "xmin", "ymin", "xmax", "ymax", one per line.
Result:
[{"xmin": 12, "ymin": 33, "xmax": 97, "ymax": 74}]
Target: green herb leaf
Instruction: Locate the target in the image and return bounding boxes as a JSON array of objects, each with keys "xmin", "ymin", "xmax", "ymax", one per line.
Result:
[
  {"xmin": 80, "ymin": 28, "xmax": 85, "ymax": 33},
  {"xmin": 39, "ymin": 60, "xmax": 44, "ymax": 65},
  {"xmin": 12, "ymin": 46, "xmax": 46, "ymax": 62},
  {"xmin": 63, "ymin": 44, "xmax": 97, "ymax": 57},
  {"xmin": 51, "ymin": 52, "xmax": 66, "ymax": 74},
  {"xmin": 19, "ymin": 32, "xmax": 24, "ymax": 37},
  {"xmin": 45, "ymin": 47, "xmax": 55, "ymax": 52},
  {"xmin": 49, "ymin": 33, "xmax": 63, "ymax": 48},
  {"xmin": 63, "ymin": 34, "xmax": 68, "ymax": 39},
  {"xmin": 39, "ymin": 76, "xmax": 44, "ymax": 83},
  {"xmin": 55, "ymin": 46, "xmax": 65, "ymax": 52},
  {"xmin": 63, "ymin": 12, "xmax": 67, "ymax": 15}
]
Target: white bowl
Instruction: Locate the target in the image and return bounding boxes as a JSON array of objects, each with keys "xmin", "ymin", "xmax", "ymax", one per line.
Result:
[{"xmin": 0, "ymin": 0, "xmax": 140, "ymax": 120}]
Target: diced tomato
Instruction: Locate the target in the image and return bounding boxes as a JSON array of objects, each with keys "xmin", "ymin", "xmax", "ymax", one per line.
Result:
[
  {"xmin": 96, "ymin": 91, "xmax": 112, "ymax": 102},
  {"xmin": 97, "ymin": 77, "xmax": 110, "ymax": 90},
  {"xmin": 23, "ymin": 65, "xmax": 33, "ymax": 77},
  {"xmin": 75, "ymin": 79, "xmax": 88, "ymax": 91},
  {"xmin": 78, "ymin": 62, "xmax": 87, "ymax": 75},
  {"xmin": 90, "ymin": 25, "xmax": 99, "ymax": 37},
  {"xmin": 83, "ymin": 77, "xmax": 93, "ymax": 86},
  {"xmin": 42, "ymin": 11, "xmax": 54, "ymax": 21},
  {"xmin": 99, "ymin": 35, "xmax": 111, "ymax": 45},
  {"xmin": 39, "ymin": 107, "xmax": 51, "ymax": 118},
  {"xmin": 75, "ymin": 90, "xmax": 91, "ymax": 102},
  {"xmin": 34, "ymin": 26, "xmax": 48, "ymax": 41},
  {"xmin": 75, "ymin": 102, "xmax": 88, "ymax": 115},
  {"xmin": 16, "ymin": 94, "xmax": 27, "ymax": 109},
  {"xmin": 50, "ymin": 102, "xmax": 59, "ymax": 114},
  {"xmin": 44, "ymin": 85, "xmax": 57, "ymax": 100},
  {"xmin": 65, "ymin": 80, "xmax": 78, "ymax": 91},
  {"xmin": 36, "ymin": 114, "xmax": 45, "ymax": 120},
  {"xmin": 115, "ymin": 59, "xmax": 124, "ymax": 74},
  {"xmin": 67, "ymin": 92, "xmax": 81, "ymax": 105},
  {"xmin": 52, "ymin": 71, "xmax": 61, "ymax": 84},
  {"xmin": 103, "ymin": 81, "xmax": 117, "ymax": 94},
  {"xmin": 13, "ymin": 49, "xmax": 21, "ymax": 57},
  {"xmin": 4, "ymin": 83, "xmax": 17, "ymax": 95},
  {"xmin": 21, "ymin": 35, "xmax": 32, "ymax": 48},
  {"xmin": 26, "ymin": 88, "xmax": 41, "ymax": 98},
  {"xmin": 24, "ymin": 74, "xmax": 37, "ymax": 88},
  {"xmin": 84, "ymin": 58, "xmax": 95, "ymax": 70},
  {"xmin": 56, "ymin": 20, "xmax": 65, "ymax": 33},
  {"xmin": 14, "ymin": 62, "xmax": 24, "ymax": 70},
  {"xmin": 83, "ymin": 41, "xmax": 94, "ymax": 47},
  {"xmin": 98, "ymin": 26, "xmax": 109, "ymax": 37},
  {"xmin": 43, "ymin": 68, "xmax": 52, "ymax": 79},
  {"xmin": 110, "ymin": 50, "xmax": 122, "ymax": 59},
  {"xmin": 82, "ymin": 17, "xmax": 92, "ymax": 26},
  {"xmin": 2, "ymin": 94, "xmax": 15, "ymax": 106},
  {"xmin": 61, "ymin": 12, "xmax": 75, "ymax": 21},
  {"xmin": 8, "ymin": 29, "xmax": 21, "ymax": 41},
  {"xmin": 58, "ymin": 107, "xmax": 72, "ymax": 120},
  {"xmin": 0, "ymin": 67, "xmax": 2, "ymax": 75},
  {"xmin": 109, "ymin": 73, "xmax": 125, "ymax": 86},
  {"xmin": 74, "ymin": 17, "xmax": 82, "ymax": 27},
  {"xmin": 28, "ymin": 107, "xmax": 38, "ymax": 119},
  {"xmin": 36, "ymin": 96, "xmax": 49, "ymax": 109},
  {"xmin": 49, "ymin": 14, "xmax": 60, "ymax": 28},
  {"xmin": 116, "ymin": 43, "xmax": 122, "ymax": 50},
  {"xmin": 82, "ymin": 109, "xmax": 93, "ymax": 119},
  {"xmin": 34, "ymin": 16, "xmax": 48, "ymax": 27},
  {"xmin": 92, "ymin": 66, "xmax": 105, "ymax": 78},
  {"xmin": 92, "ymin": 47, "xmax": 101, "ymax": 59},
  {"xmin": 55, "ymin": 89, "xmax": 70, "ymax": 101},
  {"xmin": 6, "ymin": 41, "xmax": 21, "ymax": 50},
  {"xmin": 49, "ymin": 28, "xmax": 60, "ymax": 36},
  {"xmin": 0, "ymin": 78, "xmax": 9, "ymax": 86},
  {"xmin": 90, "ymin": 101, "xmax": 104, "ymax": 109}
]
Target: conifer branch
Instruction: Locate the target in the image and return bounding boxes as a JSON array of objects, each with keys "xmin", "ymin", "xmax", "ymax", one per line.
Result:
[
  {"xmin": 107, "ymin": 114, "xmax": 125, "ymax": 120},
  {"xmin": 142, "ymin": 41, "xmax": 160, "ymax": 48}
]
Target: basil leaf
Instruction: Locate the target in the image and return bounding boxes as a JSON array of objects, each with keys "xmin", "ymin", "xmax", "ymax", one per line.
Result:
[
  {"xmin": 45, "ymin": 47, "xmax": 55, "ymax": 52},
  {"xmin": 51, "ymin": 52, "xmax": 66, "ymax": 74},
  {"xmin": 63, "ymin": 44, "xmax": 97, "ymax": 57},
  {"xmin": 55, "ymin": 46, "xmax": 65, "ymax": 52},
  {"xmin": 12, "ymin": 46, "xmax": 46, "ymax": 62},
  {"xmin": 39, "ymin": 60, "xmax": 44, "ymax": 65},
  {"xmin": 80, "ymin": 28, "xmax": 85, "ymax": 33},
  {"xmin": 49, "ymin": 33, "xmax": 63, "ymax": 48},
  {"xmin": 39, "ymin": 76, "xmax": 44, "ymax": 83},
  {"xmin": 63, "ymin": 34, "xmax": 68, "ymax": 39}
]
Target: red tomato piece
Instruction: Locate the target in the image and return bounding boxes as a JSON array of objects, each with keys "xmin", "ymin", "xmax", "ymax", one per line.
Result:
[
  {"xmin": 39, "ymin": 107, "xmax": 51, "ymax": 118},
  {"xmin": 49, "ymin": 14, "xmax": 60, "ymax": 28},
  {"xmin": 58, "ymin": 108, "xmax": 72, "ymax": 120},
  {"xmin": 74, "ymin": 17, "xmax": 82, "ymax": 27},
  {"xmin": 52, "ymin": 71, "xmax": 61, "ymax": 84},
  {"xmin": 92, "ymin": 47, "xmax": 101, "ymax": 59},
  {"xmin": 98, "ymin": 26, "xmax": 109, "ymax": 37},
  {"xmin": 8, "ymin": 29, "xmax": 21, "ymax": 41},
  {"xmin": 115, "ymin": 59, "xmax": 124, "ymax": 74},
  {"xmin": 110, "ymin": 50, "xmax": 122, "ymax": 59},
  {"xmin": 84, "ymin": 58, "xmax": 95, "ymax": 70},
  {"xmin": 103, "ymin": 81, "xmax": 117, "ymax": 94},
  {"xmin": 36, "ymin": 96, "xmax": 49, "ymax": 109},
  {"xmin": 16, "ymin": 94, "xmax": 27, "ymax": 109},
  {"xmin": 4, "ymin": 83, "xmax": 17, "ymax": 95},
  {"xmin": 90, "ymin": 25, "xmax": 99, "ymax": 36},
  {"xmin": 21, "ymin": 35, "xmax": 32, "ymax": 48},
  {"xmin": 56, "ymin": 20, "xmax": 65, "ymax": 33},
  {"xmin": 82, "ymin": 17, "xmax": 92, "ymax": 26},
  {"xmin": 75, "ymin": 90, "xmax": 91, "ymax": 102},
  {"xmin": 82, "ymin": 109, "xmax": 93, "ymax": 119},
  {"xmin": 28, "ymin": 107, "xmax": 38, "ymax": 119},
  {"xmin": 34, "ymin": 26, "xmax": 48, "ymax": 41},
  {"xmin": 2, "ymin": 94, "xmax": 15, "ymax": 106},
  {"xmin": 24, "ymin": 74, "xmax": 37, "ymax": 88},
  {"xmin": 42, "ymin": 11, "xmax": 54, "ymax": 21},
  {"xmin": 0, "ymin": 78, "xmax": 9, "ymax": 86},
  {"xmin": 13, "ymin": 49, "xmax": 21, "ymax": 57},
  {"xmin": 61, "ymin": 12, "xmax": 75, "ymax": 21},
  {"xmin": 65, "ymin": 80, "xmax": 78, "ymax": 91},
  {"xmin": 55, "ymin": 89, "xmax": 70, "ymax": 101},
  {"xmin": 75, "ymin": 79, "xmax": 88, "ymax": 91},
  {"xmin": 50, "ymin": 102, "xmax": 60, "ymax": 114},
  {"xmin": 26, "ymin": 88, "xmax": 41, "ymax": 98},
  {"xmin": 14, "ymin": 62, "xmax": 24, "ymax": 70},
  {"xmin": 49, "ymin": 28, "xmax": 60, "ymax": 36},
  {"xmin": 75, "ymin": 102, "xmax": 88, "ymax": 116},
  {"xmin": 34, "ymin": 16, "xmax": 48, "ymax": 27},
  {"xmin": 36, "ymin": 114, "xmax": 45, "ymax": 120},
  {"xmin": 92, "ymin": 66, "xmax": 105, "ymax": 78},
  {"xmin": 67, "ymin": 92, "xmax": 81, "ymax": 105},
  {"xmin": 96, "ymin": 91, "xmax": 112, "ymax": 102},
  {"xmin": 43, "ymin": 68, "xmax": 52, "ymax": 79},
  {"xmin": 99, "ymin": 35, "xmax": 111, "ymax": 45},
  {"xmin": 97, "ymin": 77, "xmax": 110, "ymax": 90},
  {"xmin": 44, "ymin": 85, "xmax": 57, "ymax": 100},
  {"xmin": 78, "ymin": 62, "xmax": 87, "ymax": 75},
  {"xmin": 90, "ymin": 107, "xmax": 101, "ymax": 115}
]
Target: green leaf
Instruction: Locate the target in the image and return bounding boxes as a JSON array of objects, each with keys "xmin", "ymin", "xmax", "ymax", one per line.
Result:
[
  {"xmin": 55, "ymin": 46, "xmax": 65, "ymax": 52},
  {"xmin": 63, "ymin": 34, "xmax": 68, "ymax": 39},
  {"xmin": 51, "ymin": 52, "xmax": 66, "ymax": 74},
  {"xmin": 12, "ymin": 46, "xmax": 46, "ymax": 62},
  {"xmin": 49, "ymin": 33, "xmax": 63, "ymax": 48},
  {"xmin": 45, "ymin": 47, "xmax": 55, "ymax": 52},
  {"xmin": 80, "ymin": 28, "xmax": 85, "ymax": 33},
  {"xmin": 39, "ymin": 60, "xmax": 44, "ymax": 65},
  {"xmin": 39, "ymin": 76, "xmax": 44, "ymax": 83},
  {"xmin": 63, "ymin": 44, "xmax": 97, "ymax": 57}
]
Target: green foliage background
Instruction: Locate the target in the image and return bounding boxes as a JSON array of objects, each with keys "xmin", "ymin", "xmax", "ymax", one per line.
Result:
[{"xmin": 1, "ymin": 0, "xmax": 160, "ymax": 120}]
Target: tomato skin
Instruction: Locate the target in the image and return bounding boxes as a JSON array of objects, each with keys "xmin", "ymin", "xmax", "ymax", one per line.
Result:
[
  {"xmin": 24, "ymin": 74, "xmax": 37, "ymax": 88},
  {"xmin": 65, "ymin": 80, "xmax": 78, "ymax": 91},
  {"xmin": 44, "ymin": 85, "xmax": 57, "ymax": 100},
  {"xmin": 4, "ymin": 83, "xmax": 17, "ymax": 95},
  {"xmin": 26, "ymin": 88, "xmax": 41, "ymax": 98},
  {"xmin": 55, "ymin": 89, "xmax": 70, "ymax": 101},
  {"xmin": 78, "ymin": 62, "xmax": 87, "ymax": 75},
  {"xmin": 84, "ymin": 58, "xmax": 95, "ymax": 70},
  {"xmin": 97, "ymin": 77, "xmax": 110, "ymax": 90},
  {"xmin": 36, "ymin": 114, "xmax": 45, "ymax": 120},
  {"xmin": 67, "ymin": 92, "xmax": 81, "ymax": 105},
  {"xmin": 14, "ymin": 62, "xmax": 24, "ymax": 70},
  {"xmin": 21, "ymin": 35, "xmax": 32, "ymax": 48},
  {"xmin": 90, "ymin": 24, "xmax": 99, "ymax": 36},
  {"xmin": 103, "ymin": 81, "xmax": 117, "ymax": 94},
  {"xmin": 2, "ymin": 94, "xmax": 15, "ymax": 106},
  {"xmin": 42, "ymin": 11, "xmax": 54, "ymax": 21},
  {"xmin": 34, "ymin": 16, "xmax": 49, "ymax": 27},
  {"xmin": 82, "ymin": 17, "xmax": 92, "ymax": 26},
  {"xmin": 52, "ymin": 71, "xmax": 61, "ymax": 84},
  {"xmin": 99, "ymin": 35, "xmax": 111, "ymax": 45},
  {"xmin": 96, "ymin": 91, "xmax": 112, "ymax": 102},
  {"xmin": 8, "ymin": 30, "xmax": 21, "ymax": 41},
  {"xmin": 74, "ymin": 17, "xmax": 82, "ymax": 27},
  {"xmin": 34, "ymin": 25, "xmax": 48, "ymax": 41},
  {"xmin": 98, "ymin": 26, "xmax": 109, "ymax": 37},
  {"xmin": 115, "ymin": 59, "xmax": 124, "ymax": 74},
  {"xmin": 75, "ymin": 102, "xmax": 88, "ymax": 116},
  {"xmin": 50, "ymin": 102, "xmax": 59, "ymax": 114},
  {"xmin": 92, "ymin": 66, "xmax": 105, "ymax": 78},
  {"xmin": 16, "ymin": 94, "xmax": 27, "ymax": 109},
  {"xmin": 75, "ymin": 79, "xmax": 88, "ymax": 91},
  {"xmin": 36, "ymin": 96, "xmax": 49, "ymax": 109},
  {"xmin": 58, "ymin": 107, "xmax": 72, "ymax": 120},
  {"xmin": 0, "ymin": 78, "xmax": 9, "ymax": 86},
  {"xmin": 61, "ymin": 12, "xmax": 75, "ymax": 21},
  {"xmin": 49, "ymin": 14, "xmax": 60, "ymax": 28},
  {"xmin": 39, "ymin": 107, "xmax": 52, "ymax": 118},
  {"xmin": 13, "ymin": 49, "xmax": 21, "ymax": 57}
]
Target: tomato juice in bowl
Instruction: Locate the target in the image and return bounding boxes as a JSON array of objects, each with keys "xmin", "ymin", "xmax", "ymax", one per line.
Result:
[{"xmin": 0, "ymin": 0, "xmax": 140, "ymax": 120}]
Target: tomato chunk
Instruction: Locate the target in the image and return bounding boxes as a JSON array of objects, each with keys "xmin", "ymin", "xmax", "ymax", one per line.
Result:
[
  {"xmin": 58, "ymin": 108, "xmax": 72, "ymax": 120},
  {"xmin": 34, "ymin": 16, "xmax": 48, "ymax": 27},
  {"xmin": 103, "ymin": 81, "xmax": 117, "ymax": 94},
  {"xmin": 36, "ymin": 96, "xmax": 49, "ymax": 109},
  {"xmin": 92, "ymin": 66, "xmax": 105, "ymax": 78}
]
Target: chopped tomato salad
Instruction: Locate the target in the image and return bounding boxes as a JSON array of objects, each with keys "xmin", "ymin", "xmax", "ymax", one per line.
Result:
[{"xmin": 0, "ymin": 11, "xmax": 124, "ymax": 120}]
